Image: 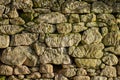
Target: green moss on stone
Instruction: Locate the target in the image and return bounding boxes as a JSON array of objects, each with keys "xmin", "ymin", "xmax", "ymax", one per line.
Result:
[{"xmin": 0, "ymin": 76, "xmax": 6, "ymax": 80}]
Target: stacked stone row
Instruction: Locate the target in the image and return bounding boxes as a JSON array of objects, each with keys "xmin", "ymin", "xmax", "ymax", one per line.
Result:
[{"xmin": 0, "ymin": 0, "xmax": 120, "ymax": 80}]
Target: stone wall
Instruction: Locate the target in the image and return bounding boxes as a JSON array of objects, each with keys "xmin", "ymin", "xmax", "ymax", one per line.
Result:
[{"xmin": 0, "ymin": 0, "xmax": 120, "ymax": 80}]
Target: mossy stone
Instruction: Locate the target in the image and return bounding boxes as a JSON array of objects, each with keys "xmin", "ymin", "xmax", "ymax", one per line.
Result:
[{"xmin": 0, "ymin": 76, "xmax": 6, "ymax": 80}]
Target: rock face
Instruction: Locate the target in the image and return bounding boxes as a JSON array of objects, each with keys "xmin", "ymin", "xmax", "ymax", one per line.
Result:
[
  {"xmin": 1, "ymin": 46, "xmax": 37, "ymax": 66},
  {"xmin": 45, "ymin": 33, "xmax": 81, "ymax": 47},
  {"xmin": 34, "ymin": 12, "xmax": 67, "ymax": 24},
  {"xmin": 0, "ymin": 0, "xmax": 120, "ymax": 80},
  {"xmin": 62, "ymin": 1, "xmax": 90, "ymax": 13}
]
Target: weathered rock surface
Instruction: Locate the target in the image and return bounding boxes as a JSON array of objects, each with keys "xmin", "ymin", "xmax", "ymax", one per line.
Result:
[
  {"xmin": 56, "ymin": 23, "xmax": 72, "ymax": 34},
  {"xmin": 0, "ymin": 65, "xmax": 13, "ymax": 76},
  {"xmin": 14, "ymin": 66, "xmax": 30, "ymax": 75},
  {"xmin": 101, "ymin": 66, "xmax": 117, "ymax": 77},
  {"xmin": 34, "ymin": 12, "xmax": 67, "ymax": 24},
  {"xmin": 102, "ymin": 31, "xmax": 120, "ymax": 46},
  {"xmin": 62, "ymin": 1, "xmax": 90, "ymax": 13},
  {"xmin": 10, "ymin": 33, "xmax": 38, "ymax": 46},
  {"xmin": 25, "ymin": 23, "xmax": 55, "ymax": 33},
  {"xmin": 91, "ymin": 76, "xmax": 107, "ymax": 80},
  {"xmin": 55, "ymin": 74, "xmax": 68, "ymax": 80},
  {"xmin": 0, "ymin": 5, "xmax": 5, "ymax": 17},
  {"xmin": 69, "ymin": 14, "xmax": 80, "ymax": 23},
  {"xmin": 27, "ymin": 72, "xmax": 41, "ymax": 79},
  {"xmin": 0, "ymin": 35, "xmax": 9, "ymax": 48},
  {"xmin": 82, "ymin": 28, "xmax": 102, "ymax": 44},
  {"xmin": 1, "ymin": 46, "xmax": 37, "ymax": 66},
  {"xmin": 75, "ymin": 59, "xmax": 101, "ymax": 68},
  {"xmin": 10, "ymin": 17, "xmax": 25, "ymax": 25},
  {"xmin": 69, "ymin": 43, "xmax": 104, "ymax": 58},
  {"xmin": 39, "ymin": 48, "xmax": 70, "ymax": 64},
  {"xmin": 92, "ymin": 1, "xmax": 112, "ymax": 13},
  {"xmin": 45, "ymin": 33, "xmax": 81, "ymax": 47},
  {"xmin": 73, "ymin": 76, "xmax": 90, "ymax": 80},
  {"xmin": 40, "ymin": 64, "xmax": 53, "ymax": 73},
  {"xmin": 113, "ymin": 3, "xmax": 120, "ymax": 13},
  {"xmin": 102, "ymin": 53, "xmax": 118, "ymax": 65},
  {"xmin": 0, "ymin": 25, "xmax": 24, "ymax": 35}
]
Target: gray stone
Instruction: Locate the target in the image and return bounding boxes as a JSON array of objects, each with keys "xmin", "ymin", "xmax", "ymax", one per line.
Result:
[
  {"xmin": 39, "ymin": 48, "xmax": 70, "ymax": 64},
  {"xmin": 34, "ymin": 12, "xmax": 67, "ymax": 24},
  {"xmin": 101, "ymin": 66, "xmax": 117, "ymax": 77},
  {"xmin": 73, "ymin": 76, "xmax": 90, "ymax": 80},
  {"xmin": 92, "ymin": 1, "xmax": 112, "ymax": 13},
  {"xmin": 0, "ymin": 35, "xmax": 9, "ymax": 48},
  {"xmin": 0, "ymin": 5, "xmax": 5, "ymax": 17},
  {"xmin": 62, "ymin": 1, "xmax": 90, "ymax": 13},
  {"xmin": 10, "ymin": 33, "xmax": 38, "ymax": 46},
  {"xmin": 75, "ymin": 59, "xmax": 101, "ymax": 68},
  {"xmin": 81, "ymin": 28, "xmax": 102, "ymax": 44},
  {"xmin": 80, "ymin": 13, "xmax": 96, "ymax": 22},
  {"xmin": 14, "ymin": 66, "xmax": 31, "ymax": 75},
  {"xmin": 91, "ymin": 76, "xmax": 107, "ymax": 80},
  {"xmin": 69, "ymin": 43, "xmax": 104, "ymax": 58},
  {"xmin": 102, "ymin": 53, "xmax": 118, "ymax": 65},
  {"xmin": 69, "ymin": 14, "xmax": 80, "ymax": 23},
  {"xmin": 25, "ymin": 22, "xmax": 56, "ymax": 33},
  {"xmin": 0, "ymin": 65, "xmax": 13, "ymax": 76},
  {"xmin": 97, "ymin": 14, "xmax": 116, "ymax": 26},
  {"xmin": 10, "ymin": 17, "xmax": 25, "ymax": 25},
  {"xmin": 45, "ymin": 33, "xmax": 81, "ymax": 47},
  {"xmin": 102, "ymin": 31, "xmax": 120, "ymax": 46},
  {"xmin": 1, "ymin": 46, "xmax": 37, "ymax": 66},
  {"xmin": 56, "ymin": 23, "xmax": 72, "ymax": 34},
  {"xmin": 72, "ymin": 23, "xmax": 87, "ymax": 32},
  {"xmin": 0, "ymin": 25, "xmax": 24, "ymax": 35}
]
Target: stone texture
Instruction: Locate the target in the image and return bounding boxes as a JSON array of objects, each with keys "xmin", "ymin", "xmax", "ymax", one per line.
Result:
[
  {"xmin": 45, "ymin": 33, "xmax": 81, "ymax": 47},
  {"xmin": 27, "ymin": 72, "xmax": 41, "ymax": 79},
  {"xmin": 55, "ymin": 74, "xmax": 68, "ymax": 80},
  {"xmin": 0, "ymin": 35, "xmax": 9, "ymax": 48},
  {"xmin": 0, "ymin": 5, "xmax": 5, "ymax": 17},
  {"xmin": 80, "ymin": 13, "xmax": 96, "ymax": 22},
  {"xmin": 69, "ymin": 43, "xmax": 104, "ymax": 58},
  {"xmin": 40, "ymin": 64, "xmax": 53, "ymax": 73},
  {"xmin": 56, "ymin": 23, "xmax": 72, "ymax": 34},
  {"xmin": 62, "ymin": 1, "xmax": 90, "ymax": 13},
  {"xmin": 0, "ymin": 0, "xmax": 11, "ymax": 5},
  {"xmin": 102, "ymin": 31, "xmax": 120, "ymax": 46},
  {"xmin": 10, "ymin": 33, "xmax": 38, "ymax": 46},
  {"xmin": 91, "ymin": 76, "xmax": 107, "ymax": 80},
  {"xmin": 1, "ymin": 46, "xmax": 37, "ymax": 66},
  {"xmin": 75, "ymin": 59, "xmax": 101, "ymax": 68},
  {"xmin": 77, "ymin": 68, "xmax": 87, "ymax": 76},
  {"xmin": 73, "ymin": 76, "xmax": 90, "ymax": 80},
  {"xmin": 34, "ymin": 12, "xmax": 67, "ymax": 24},
  {"xmin": 113, "ymin": 3, "xmax": 120, "ymax": 13},
  {"xmin": 42, "ymin": 73, "xmax": 54, "ymax": 78},
  {"xmin": 97, "ymin": 14, "xmax": 116, "ymax": 26},
  {"xmin": 14, "ymin": 66, "xmax": 30, "ymax": 75},
  {"xmin": 102, "ymin": 53, "xmax": 118, "ymax": 65},
  {"xmin": 92, "ymin": 1, "xmax": 112, "ymax": 13},
  {"xmin": 39, "ymin": 48, "xmax": 70, "ymax": 64},
  {"xmin": 7, "ymin": 8, "xmax": 19, "ymax": 18},
  {"xmin": 81, "ymin": 28, "xmax": 102, "ymax": 44},
  {"xmin": 101, "ymin": 66, "xmax": 117, "ymax": 77},
  {"xmin": 0, "ymin": 25, "xmax": 24, "ymax": 35},
  {"xmin": 117, "ymin": 66, "xmax": 120, "ymax": 76},
  {"xmin": 0, "ymin": 65, "xmax": 13, "ymax": 76},
  {"xmin": 10, "ymin": 17, "xmax": 25, "ymax": 25},
  {"xmin": 25, "ymin": 23, "xmax": 55, "ymax": 33},
  {"xmin": 69, "ymin": 14, "xmax": 80, "ymax": 23},
  {"xmin": 72, "ymin": 23, "xmax": 87, "ymax": 32}
]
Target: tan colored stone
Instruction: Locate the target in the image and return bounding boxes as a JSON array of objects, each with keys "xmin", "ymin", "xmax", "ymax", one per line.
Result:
[
  {"xmin": 34, "ymin": 12, "xmax": 67, "ymax": 24},
  {"xmin": 62, "ymin": 1, "xmax": 90, "ymax": 13},
  {"xmin": 101, "ymin": 66, "xmax": 117, "ymax": 77},
  {"xmin": 117, "ymin": 66, "xmax": 120, "ymax": 76},
  {"xmin": 69, "ymin": 14, "xmax": 80, "ymax": 23},
  {"xmin": 10, "ymin": 17, "xmax": 25, "ymax": 25},
  {"xmin": 14, "ymin": 66, "xmax": 30, "ymax": 75},
  {"xmin": 55, "ymin": 74, "xmax": 68, "ymax": 80},
  {"xmin": 91, "ymin": 76, "xmax": 107, "ymax": 80},
  {"xmin": 75, "ymin": 59, "xmax": 101, "ymax": 68},
  {"xmin": 82, "ymin": 27, "xmax": 102, "ymax": 44},
  {"xmin": 11, "ymin": 33, "xmax": 38, "ymax": 46},
  {"xmin": 7, "ymin": 8, "xmax": 19, "ymax": 18},
  {"xmin": 0, "ymin": 35, "xmax": 9, "ymax": 48},
  {"xmin": 77, "ymin": 68, "xmax": 87, "ymax": 76},
  {"xmin": 27, "ymin": 72, "xmax": 41, "ymax": 79},
  {"xmin": 45, "ymin": 33, "xmax": 81, "ymax": 47},
  {"xmin": 56, "ymin": 23, "xmax": 72, "ymax": 34},
  {"xmin": 42, "ymin": 73, "xmax": 54, "ymax": 78},
  {"xmin": 73, "ymin": 76, "xmax": 90, "ymax": 80},
  {"xmin": 0, "ymin": 65, "xmax": 13, "ymax": 75},
  {"xmin": 0, "ymin": 5, "xmax": 5, "ymax": 17},
  {"xmin": 40, "ymin": 64, "xmax": 53, "ymax": 73}
]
